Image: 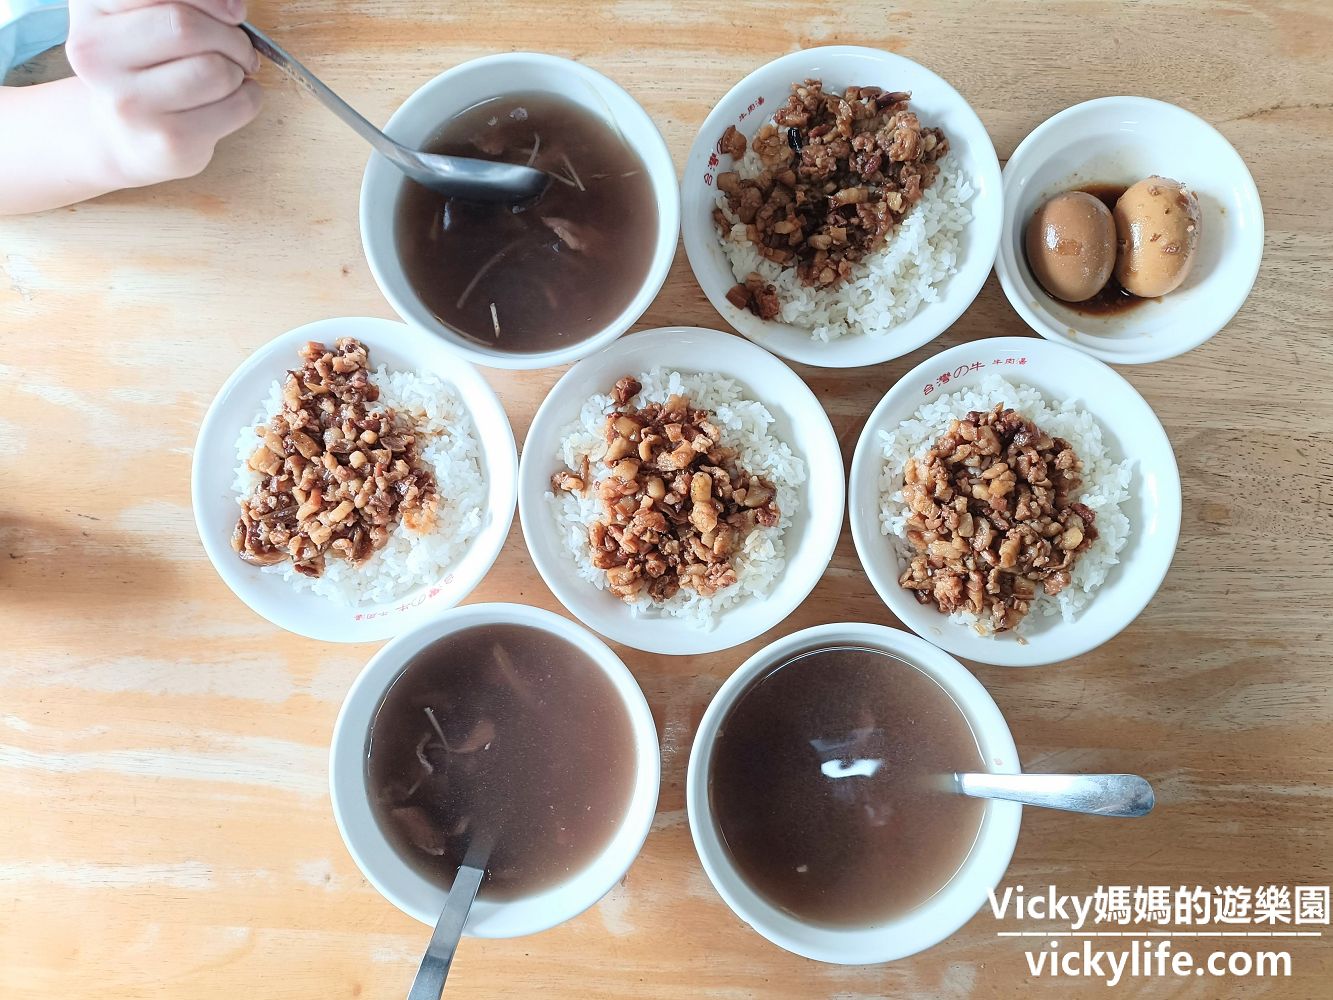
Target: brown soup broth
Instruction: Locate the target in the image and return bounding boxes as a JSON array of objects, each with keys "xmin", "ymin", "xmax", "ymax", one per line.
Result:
[
  {"xmin": 709, "ymin": 646, "xmax": 986, "ymax": 927},
  {"xmin": 366, "ymin": 623, "xmax": 636, "ymax": 900},
  {"xmin": 394, "ymin": 92, "xmax": 658, "ymax": 353}
]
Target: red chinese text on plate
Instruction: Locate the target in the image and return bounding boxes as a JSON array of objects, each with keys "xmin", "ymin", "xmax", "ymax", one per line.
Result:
[
  {"xmin": 351, "ymin": 573, "xmax": 457, "ymax": 621},
  {"xmin": 921, "ymin": 358, "xmax": 1028, "ymax": 396},
  {"xmin": 703, "ymin": 94, "xmax": 768, "ymax": 186}
]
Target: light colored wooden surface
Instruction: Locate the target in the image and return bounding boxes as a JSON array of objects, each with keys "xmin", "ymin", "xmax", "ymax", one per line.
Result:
[{"xmin": 3, "ymin": 1, "xmax": 1332, "ymax": 996}]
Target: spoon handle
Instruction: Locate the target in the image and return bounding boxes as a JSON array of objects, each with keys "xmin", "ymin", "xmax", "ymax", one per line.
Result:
[
  {"xmin": 240, "ymin": 22, "xmax": 410, "ymax": 168},
  {"xmin": 955, "ymin": 773, "xmax": 1155, "ymax": 817},
  {"xmin": 406, "ymin": 863, "xmax": 485, "ymax": 1000}
]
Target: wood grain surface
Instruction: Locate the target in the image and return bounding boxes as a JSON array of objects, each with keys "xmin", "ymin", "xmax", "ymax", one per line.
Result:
[{"xmin": 2, "ymin": 1, "xmax": 1331, "ymax": 996}]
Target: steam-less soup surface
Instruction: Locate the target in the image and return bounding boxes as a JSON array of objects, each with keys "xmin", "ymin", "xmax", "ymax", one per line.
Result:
[
  {"xmin": 367, "ymin": 623, "xmax": 636, "ymax": 900},
  {"xmin": 709, "ymin": 646, "xmax": 986, "ymax": 926},
  {"xmin": 394, "ymin": 92, "xmax": 659, "ymax": 353}
]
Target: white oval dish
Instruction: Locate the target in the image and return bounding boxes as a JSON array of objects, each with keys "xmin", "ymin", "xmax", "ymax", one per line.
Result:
[
  {"xmin": 329, "ymin": 603, "xmax": 660, "ymax": 936},
  {"xmin": 848, "ymin": 336, "xmax": 1181, "ymax": 667},
  {"xmin": 360, "ymin": 53, "xmax": 680, "ymax": 372},
  {"xmin": 687, "ymin": 622, "xmax": 1022, "ymax": 964},
  {"xmin": 191, "ymin": 316, "xmax": 517, "ymax": 643},
  {"xmin": 518, "ymin": 326, "xmax": 844, "ymax": 656},
  {"xmin": 995, "ymin": 96, "xmax": 1263, "ymax": 365},
  {"xmin": 681, "ymin": 46, "xmax": 1002, "ymax": 369}
]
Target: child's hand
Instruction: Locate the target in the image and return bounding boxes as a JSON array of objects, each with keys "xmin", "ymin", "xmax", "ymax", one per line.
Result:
[{"xmin": 66, "ymin": 0, "xmax": 262, "ymax": 186}]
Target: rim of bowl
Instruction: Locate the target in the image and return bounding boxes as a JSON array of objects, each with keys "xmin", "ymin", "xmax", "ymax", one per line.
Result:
[
  {"xmin": 190, "ymin": 316, "xmax": 517, "ymax": 642},
  {"xmin": 994, "ymin": 95, "xmax": 1264, "ymax": 365},
  {"xmin": 329, "ymin": 602, "xmax": 661, "ymax": 937},
  {"xmin": 681, "ymin": 45, "xmax": 1003, "ymax": 369},
  {"xmin": 517, "ymin": 326, "xmax": 844, "ymax": 655},
  {"xmin": 847, "ymin": 336, "xmax": 1182, "ymax": 667},
  {"xmin": 359, "ymin": 52, "xmax": 681, "ymax": 372},
  {"xmin": 686, "ymin": 622, "xmax": 1022, "ymax": 964}
]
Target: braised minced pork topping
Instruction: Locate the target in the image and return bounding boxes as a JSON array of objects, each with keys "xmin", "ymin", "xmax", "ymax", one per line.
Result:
[
  {"xmin": 897, "ymin": 404, "xmax": 1098, "ymax": 633},
  {"xmin": 551, "ymin": 376, "xmax": 780, "ymax": 603},
  {"xmin": 231, "ymin": 338, "xmax": 437, "ymax": 577},
  {"xmin": 715, "ymin": 79, "xmax": 949, "ymax": 318}
]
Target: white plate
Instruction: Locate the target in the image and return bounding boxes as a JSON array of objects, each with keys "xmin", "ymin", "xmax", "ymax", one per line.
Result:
[
  {"xmin": 191, "ymin": 317, "xmax": 517, "ymax": 642},
  {"xmin": 519, "ymin": 327, "xmax": 844, "ymax": 655},
  {"xmin": 681, "ymin": 46, "xmax": 1002, "ymax": 369},
  {"xmin": 995, "ymin": 96, "xmax": 1263, "ymax": 364},
  {"xmin": 848, "ymin": 337, "xmax": 1181, "ymax": 667}
]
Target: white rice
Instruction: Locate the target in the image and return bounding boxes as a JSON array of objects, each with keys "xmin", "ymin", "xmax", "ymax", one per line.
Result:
[
  {"xmin": 547, "ymin": 368, "xmax": 806, "ymax": 630},
  {"xmin": 876, "ymin": 374, "xmax": 1131, "ymax": 632},
  {"xmin": 231, "ymin": 367, "xmax": 486, "ymax": 606},
  {"xmin": 716, "ymin": 147, "xmax": 973, "ymax": 342}
]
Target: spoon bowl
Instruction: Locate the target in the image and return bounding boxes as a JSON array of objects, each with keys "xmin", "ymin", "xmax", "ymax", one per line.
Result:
[{"xmin": 242, "ymin": 22, "xmax": 549, "ymax": 202}]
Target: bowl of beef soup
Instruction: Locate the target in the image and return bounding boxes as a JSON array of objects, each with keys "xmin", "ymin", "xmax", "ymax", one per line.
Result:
[
  {"xmin": 687, "ymin": 623, "xmax": 1022, "ymax": 963},
  {"xmin": 361, "ymin": 53, "xmax": 679, "ymax": 370},
  {"xmin": 330, "ymin": 602, "xmax": 660, "ymax": 937}
]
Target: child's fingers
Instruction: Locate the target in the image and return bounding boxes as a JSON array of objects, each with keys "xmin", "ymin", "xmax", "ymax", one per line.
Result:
[
  {"xmin": 88, "ymin": 0, "xmax": 246, "ymax": 27},
  {"xmin": 78, "ymin": 3, "xmax": 256, "ymax": 75},
  {"xmin": 118, "ymin": 52, "xmax": 247, "ymax": 115},
  {"xmin": 175, "ymin": 77, "xmax": 263, "ymax": 142}
]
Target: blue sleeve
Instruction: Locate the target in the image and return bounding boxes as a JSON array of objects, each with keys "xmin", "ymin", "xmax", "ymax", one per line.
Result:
[{"xmin": 0, "ymin": 0, "xmax": 70, "ymax": 81}]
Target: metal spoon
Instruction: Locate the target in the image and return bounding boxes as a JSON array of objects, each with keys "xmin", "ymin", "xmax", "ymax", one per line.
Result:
[
  {"xmin": 405, "ymin": 833, "xmax": 492, "ymax": 1000},
  {"xmin": 241, "ymin": 23, "xmax": 550, "ymax": 203},
  {"xmin": 953, "ymin": 772, "xmax": 1155, "ymax": 817}
]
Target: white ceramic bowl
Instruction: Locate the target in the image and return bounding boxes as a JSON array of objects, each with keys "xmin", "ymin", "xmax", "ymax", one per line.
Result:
[
  {"xmin": 518, "ymin": 326, "xmax": 844, "ymax": 655},
  {"xmin": 681, "ymin": 46, "xmax": 1002, "ymax": 369},
  {"xmin": 360, "ymin": 53, "xmax": 680, "ymax": 371},
  {"xmin": 329, "ymin": 603, "xmax": 660, "ymax": 936},
  {"xmin": 191, "ymin": 317, "xmax": 517, "ymax": 643},
  {"xmin": 995, "ymin": 96, "xmax": 1263, "ymax": 364},
  {"xmin": 848, "ymin": 336, "xmax": 1181, "ymax": 667},
  {"xmin": 687, "ymin": 623, "xmax": 1021, "ymax": 964}
]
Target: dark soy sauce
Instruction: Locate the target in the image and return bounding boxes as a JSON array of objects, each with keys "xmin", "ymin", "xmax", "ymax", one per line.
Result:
[
  {"xmin": 709, "ymin": 646, "xmax": 986, "ymax": 927},
  {"xmin": 394, "ymin": 92, "xmax": 659, "ymax": 353},
  {"xmin": 367, "ymin": 623, "xmax": 636, "ymax": 899}
]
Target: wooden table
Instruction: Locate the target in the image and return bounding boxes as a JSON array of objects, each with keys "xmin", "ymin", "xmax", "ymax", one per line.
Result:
[{"xmin": 3, "ymin": 1, "xmax": 1331, "ymax": 996}]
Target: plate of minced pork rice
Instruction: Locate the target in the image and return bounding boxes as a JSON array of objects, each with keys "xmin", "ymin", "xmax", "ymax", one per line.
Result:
[
  {"xmin": 518, "ymin": 327, "xmax": 844, "ymax": 656},
  {"xmin": 192, "ymin": 317, "xmax": 518, "ymax": 643},
  {"xmin": 682, "ymin": 47, "xmax": 1002, "ymax": 370},
  {"xmin": 848, "ymin": 337, "xmax": 1181, "ymax": 667}
]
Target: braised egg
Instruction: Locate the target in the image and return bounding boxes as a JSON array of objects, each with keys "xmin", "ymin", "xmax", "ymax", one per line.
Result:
[
  {"xmin": 1113, "ymin": 176, "xmax": 1201, "ymax": 298},
  {"xmin": 1025, "ymin": 191, "xmax": 1117, "ymax": 302}
]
